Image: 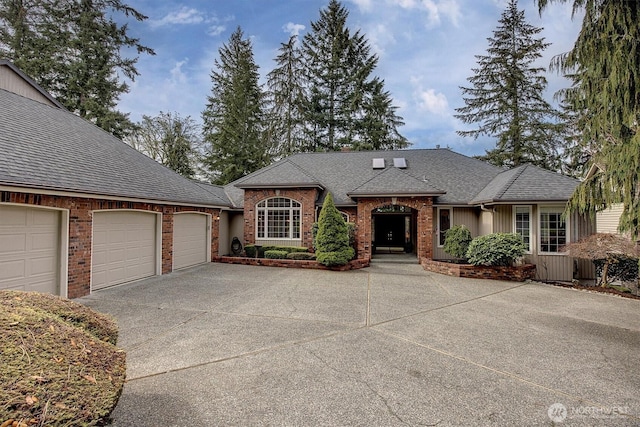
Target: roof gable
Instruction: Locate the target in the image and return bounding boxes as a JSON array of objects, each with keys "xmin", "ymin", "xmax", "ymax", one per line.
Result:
[
  {"xmin": 348, "ymin": 165, "xmax": 445, "ymax": 197},
  {"xmin": 471, "ymin": 164, "xmax": 579, "ymax": 204},
  {"xmin": 0, "ymin": 60, "xmax": 65, "ymax": 108},
  {"xmin": 235, "ymin": 159, "xmax": 322, "ymax": 189}
]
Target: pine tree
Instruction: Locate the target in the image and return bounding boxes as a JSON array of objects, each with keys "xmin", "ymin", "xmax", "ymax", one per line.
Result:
[
  {"xmin": 127, "ymin": 112, "xmax": 200, "ymax": 179},
  {"xmin": 455, "ymin": 0, "xmax": 561, "ymax": 170},
  {"xmin": 202, "ymin": 26, "xmax": 268, "ymax": 185},
  {"xmin": 301, "ymin": 0, "xmax": 407, "ymax": 151},
  {"xmin": 538, "ymin": 0, "xmax": 640, "ymax": 238},
  {"xmin": 0, "ymin": 0, "xmax": 154, "ymax": 138},
  {"xmin": 264, "ymin": 35, "xmax": 307, "ymax": 158}
]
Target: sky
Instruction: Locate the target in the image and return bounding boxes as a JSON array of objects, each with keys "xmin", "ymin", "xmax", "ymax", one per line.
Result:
[{"xmin": 116, "ymin": 0, "xmax": 583, "ymax": 157}]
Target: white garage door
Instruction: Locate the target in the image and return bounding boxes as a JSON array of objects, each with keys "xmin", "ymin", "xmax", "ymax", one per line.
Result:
[
  {"xmin": 173, "ymin": 213, "xmax": 209, "ymax": 270},
  {"xmin": 0, "ymin": 205, "xmax": 61, "ymax": 295},
  {"xmin": 92, "ymin": 211, "xmax": 157, "ymax": 290}
]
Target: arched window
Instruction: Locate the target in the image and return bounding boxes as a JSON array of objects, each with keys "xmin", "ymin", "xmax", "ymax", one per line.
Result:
[{"xmin": 256, "ymin": 198, "xmax": 301, "ymax": 239}]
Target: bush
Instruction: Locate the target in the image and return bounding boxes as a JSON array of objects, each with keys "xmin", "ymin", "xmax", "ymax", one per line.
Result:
[
  {"xmin": 313, "ymin": 222, "xmax": 355, "ymax": 251},
  {"xmin": 245, "ymin": 245, "xmax": 309, "ymax": 258},
  {"xmin": 264, "ymin": 250, "xmax": 288, "ymax": 259},
  {"xmin": 244, "ymin": 245, "xmax": 258, "ymax": 258},
  {"xmin": 466, "ymin": 233, "xmax": 526, "ymax": 267},
  {"xmin": 315, "ymin": 193, "xmax": 354, "ymax": 267},
  {"xmin": 0, "ymin": 291, "xmax": 125, "ymax": 425},
  {"xmin": 287, "ymin": 252, "xmax": 317, "ymax": 260},
  {"xmin": 443, "ymin": 225, "xmax": 472, "ymax": 260}
]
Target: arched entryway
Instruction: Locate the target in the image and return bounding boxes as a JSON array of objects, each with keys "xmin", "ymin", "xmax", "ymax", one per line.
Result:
[{"xmin": 372, "ymin": 205, "xmax": 416, "ymax": 254}]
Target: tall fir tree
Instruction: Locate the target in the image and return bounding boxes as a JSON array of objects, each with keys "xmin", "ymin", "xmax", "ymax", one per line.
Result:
[
  {"xmin": 538, "ymin": 0, "xmax": 640, "ymax": 238},
  {"xmin": 455, "ymin": 0, "xmax": 561, "ymax": 170},
  {"xmin": 202, "ymin": 26, "xmax": 268, "ymax": 185},
  {"xmin": 0, "ymin": 0, "xmax": 154, "ymax": 138},
  {"xmin": 301, "ymin": 0, "xmax": 408, "ymax": 152},
  {"xmin": 264, "ymin": 35, "xmax": 308, "ymax": 158}
]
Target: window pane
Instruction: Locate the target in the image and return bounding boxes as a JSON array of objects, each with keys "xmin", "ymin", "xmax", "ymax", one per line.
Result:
[
  {"xmin": 540, "ymin": 211, "xmax": 566, "ymax": 253},
  {"xmin": 515, "ymin": 207, "xmax": 530, "ymax": 251},
  {"xmin": 439, "ymin": 209, "xmax": 450, "ymax": 246}
]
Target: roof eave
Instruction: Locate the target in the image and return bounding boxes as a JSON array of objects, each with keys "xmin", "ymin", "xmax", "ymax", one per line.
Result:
[
  {"xmin": 347, "ymin": 191, "xmax": 446, "ymax": 198},
  {"xmin": 0, "ymin": 183, "xmax": 232, "ymax": 209},
  {"xmin": 235, "ymin": 183, "xmax": 324, "ymax": 190}
]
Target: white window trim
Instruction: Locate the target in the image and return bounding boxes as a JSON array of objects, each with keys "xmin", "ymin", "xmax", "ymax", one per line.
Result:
[
  {"xmin": 538, "ymin": 205, "xmax": 569, "ymax": 255},
  {"xmin": 513, "ymin": 205, "xmax": 533, "ymax": 254},
  {"xmin": 339, "ymin": 211, "xmax": 349, "ymax": 222},
  {"xmin": 255, "ymin": 197, "xmax": 301, "ymax": 240},
  {"xmin": 436, "ymin": 206, "xmax": 452, "ymax": 248}
]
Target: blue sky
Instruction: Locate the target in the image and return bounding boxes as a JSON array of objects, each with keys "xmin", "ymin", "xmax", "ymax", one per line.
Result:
[{"xmin": 117, "ymin": 0, "xmax": 583, "ymax": 157}]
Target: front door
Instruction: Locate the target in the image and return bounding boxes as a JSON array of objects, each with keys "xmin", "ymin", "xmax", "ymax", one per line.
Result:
[{"xmin": 374, "ymin": 215, "xmax": 407, "ymax": 248}]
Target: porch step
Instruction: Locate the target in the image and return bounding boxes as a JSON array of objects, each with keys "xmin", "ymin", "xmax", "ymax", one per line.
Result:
[{"xmin": 370, "ymin": 253, "xmax": 419, "ymax": 264}]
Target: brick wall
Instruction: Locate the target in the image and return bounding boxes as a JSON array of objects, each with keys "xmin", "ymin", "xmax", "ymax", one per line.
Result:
[
  {"xmin": 356, "ymin": 197, "xmax": 434, "ymax": 260},
  {"xmin": 2, "ymin": 191, "xmax": 220, "ymax": 298},
  {"xmin": 243, "ymin": 188, "xmax": 319, "ymax": 249},
  {"xmin": 421, "ymin": 259, "xmax": 536, "ymax": 281}
]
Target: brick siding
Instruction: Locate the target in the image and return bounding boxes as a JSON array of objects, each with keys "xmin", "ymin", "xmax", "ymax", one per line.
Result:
[{"xmin": 2, "ymin": 191, "xmax": 220, "ymax": 298}]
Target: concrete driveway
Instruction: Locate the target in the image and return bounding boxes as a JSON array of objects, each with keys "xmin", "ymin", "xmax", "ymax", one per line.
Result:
[{"xmin": 76, "ymin": 262, "xmax": 640, "ymax": 426}]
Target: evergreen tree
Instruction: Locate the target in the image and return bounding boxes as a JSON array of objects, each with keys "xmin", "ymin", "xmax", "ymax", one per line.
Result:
[
  {"xmin": 301, "ymin": 0, "xmax": 408, "ymax": 151},
  {"xmin": 455, "ymin": 0, "xmax": 561, "ymax": 170},
  {"xmin": 264, "ymin": 35, "xmax": 307, "ymax": 158},
  {"xmin": 315, "ymin": 193, "xmax": 355, "ymax": 267},
  {"xmin": 0, "ymin": 0, "xmax": 154, "ymax": 138},
  {"xmin": 202, "ymin": 26, "xmax": 268, "ymax": 185},
  {"xmin": 538, "ymin": 0, "xmax": 640, "ymax": 238},
  {"xmin": 127, "ymin": 112, "xmax": 200, "ymax": 179}
]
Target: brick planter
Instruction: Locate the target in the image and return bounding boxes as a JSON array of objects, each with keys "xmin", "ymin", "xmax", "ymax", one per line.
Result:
[
  {"xmin": 214, "ymin": 256, "xmax": 369, "ymax": 271},
  {"xmin": 421, "ymin": 259, "xmax": 536, "ymax": 282}
]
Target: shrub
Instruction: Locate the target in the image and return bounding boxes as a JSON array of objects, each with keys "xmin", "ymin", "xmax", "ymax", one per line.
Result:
[
  {"xmin": 287, "ymin": 252, "xmax": 317, "ymax": 260},
  {"xmin": 313, "ymin": 222, "xmax": 355, "ymax": 251},
  {"xmin": 0, "ymin": 291, "xmax": 125, "ymax": 425},
  {"xmin": 443, "ymin": 225, "xmax": 472, "ymax": 260},
  {"xmin": 244, "ymin": 245, "xmax": 257, "ymax": 258},
  {"xmin": 264, "ymin": 250, "xmax": 288, "ymax": 259},
  {"xmin": 466, "ymin": 233, "xmax": 526, "ymax": 267},
  {"xmin": 315, "ymin": 193, "xmax": 354, "ymax": 267}
]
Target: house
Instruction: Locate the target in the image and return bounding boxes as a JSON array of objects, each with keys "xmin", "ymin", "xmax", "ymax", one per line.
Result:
[
  {"xmin": 225, "ymin": 149, "xmax": 595, "ymax": 282},
  {"xmin": 0, "ymin": 60, "xmax": 233, "ymax": 298},
  {"xmin": 1, "ymin": 61, "xmax": 595, "ymax": 299}
]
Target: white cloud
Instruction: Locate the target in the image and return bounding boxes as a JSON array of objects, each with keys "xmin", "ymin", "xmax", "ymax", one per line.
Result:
[
  {"xmin": 169, "ymin": 60, "xmax": 188, "ymax": 85},
  {"xmin": 150, "ymin": 7, "xmax": 205, "ymax": 28},
  {"xmin": 350, "ymin": 0, "xmax": 373, "ymax": 12},
  {"xmin": 390, "ymin": 0, "xmax": 461, "ymax": 27},
  {"xmin": 415, "ymin": 87, "xmax": 449, "ymax": 116},
  {"xmin": 283, "ymin": 22, "xmax": 305, "ymax": 37},
  {"xmin": 207, "ymin": 25, "xmax": 226, "ymax": 36}
]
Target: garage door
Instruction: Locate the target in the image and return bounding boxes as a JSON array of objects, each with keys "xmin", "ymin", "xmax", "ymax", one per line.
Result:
[
  {"xmin": 92, "ymin": 211, "xmax": 157, "ymax": 290},
  {"xmin": 173, "ymin": 213, "xmax": 209, "ymax": 270},
  {"xmin": 0, "ymin": 205, "xmax": 61, "ymax": 295}
]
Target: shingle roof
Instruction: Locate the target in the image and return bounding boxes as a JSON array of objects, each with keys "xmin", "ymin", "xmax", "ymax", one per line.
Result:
[
  {"xmin": 470, "ymin": 164, "xmax": 579, "ymax": 204},
  {"xmin": 234, "ymin": 149, "xmax": 504, "ymax": 206},
  {"xmin": 235, "ymin": 159, "xmax": 322, "ymax": 189},
  {"xmin": 348, "ymin": 165, "xmax": 445, "ymax": 197},
  {"xmin": 232, "ymin": 150, "xmax": 579, "ymax": 207},
  {"xmin": 0, "ymin": 88, "xmax": 231, "ymax": 207}
]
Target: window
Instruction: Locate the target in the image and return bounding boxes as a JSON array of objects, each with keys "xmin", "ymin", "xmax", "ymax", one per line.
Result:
[
  {"xmin": 256, "ymin": 198, "xmax": 301, "ymax": 239},
  {"xmin": 438, "ymin": 207, "xmax": 451, "ymax": 246},
  {"xmin": 339, "ymin": 211, "xmax": 349, "ymax": 222},
  {"xmin": 539, "ymin": 207, "xmax": 567, "ymax": 253},
  {"xmin": 514, "ymin": 206, "xmax": 532, "ymax": 253}
]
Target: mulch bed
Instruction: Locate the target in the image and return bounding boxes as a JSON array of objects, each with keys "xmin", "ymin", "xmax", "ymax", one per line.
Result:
[{"xmin": 542, "ymin": 281, "xmax": 640, "ymax": 300}]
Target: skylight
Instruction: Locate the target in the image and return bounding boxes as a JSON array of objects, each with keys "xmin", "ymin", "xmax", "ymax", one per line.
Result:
[
  {"xmin": 372, "ymin": 158, "xmax": 385, "ymax": 169},
  {"xmin": 393, "ymin": 157, "xmax": 407, "ymax": 168}
]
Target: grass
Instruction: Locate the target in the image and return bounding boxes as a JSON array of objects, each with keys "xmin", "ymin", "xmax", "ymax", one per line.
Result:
[{"xmin": 0, "ymin": 291, "xmax": 126, "ymax": 426}]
